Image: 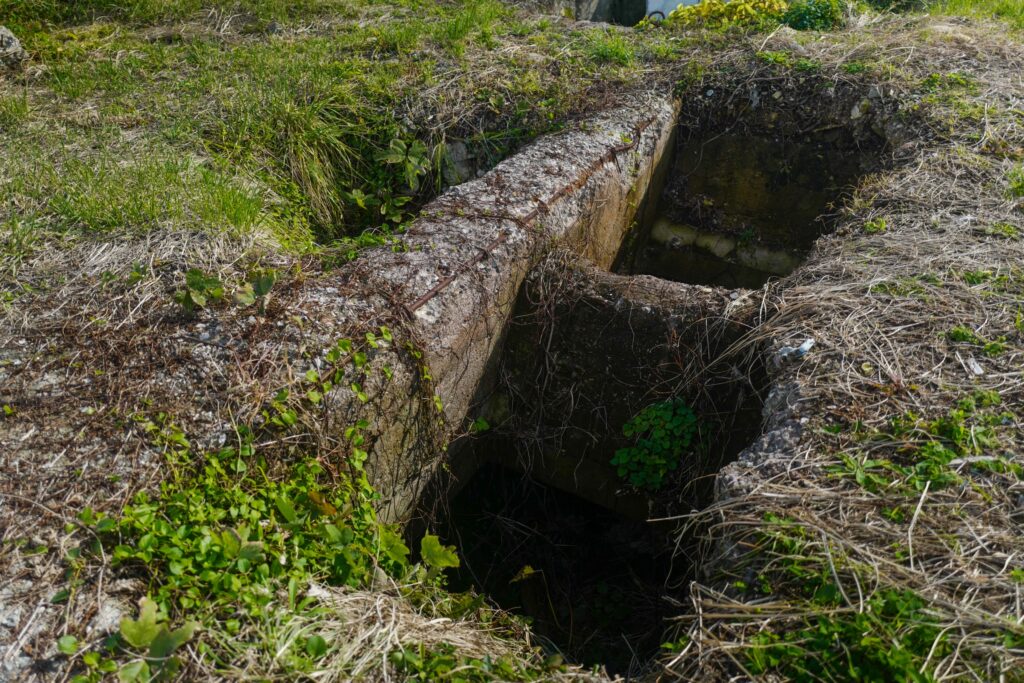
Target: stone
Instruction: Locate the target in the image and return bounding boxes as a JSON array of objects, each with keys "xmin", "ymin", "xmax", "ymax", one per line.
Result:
[
  {"xmin": 0, "ymin": 26, "xmax": 27, "ymax": 70},
  {"xmin": 442, "ymin": 141, "xmax": 475, "ymax": 186}
]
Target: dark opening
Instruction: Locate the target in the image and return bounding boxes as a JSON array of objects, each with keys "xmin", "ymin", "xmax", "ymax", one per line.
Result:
[
  {"xmin": 612, "ymin": 0, "xmax": 648, "ymax": 25},
  {"xmin": 418, "ymin": 366, "xmax": 766, "ymax": 676},
  {"xmin": 437, "ymin": 459, "xmax": 677, "ymax": 677},
  {"xmin": 578, "ymin": 0, "xmax": 648, "ymax": 25},
  {"xmin": 618, "ymin": 127, "xmax": 879, "ymax": 288}
]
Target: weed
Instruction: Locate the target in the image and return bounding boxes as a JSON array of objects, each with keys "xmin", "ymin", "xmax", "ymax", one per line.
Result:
[
  {"xmin": 865, "ymin": 217, "xmax": 888, "ymax": 234},
  {"xmin": 0, "ymin": 93, "xmax": 29, "ymax": 127},
  {"xmin": 794, "ymin": 57, "xmax": 822, "ymax": 72},
  {"xmin": 582, "ymin": 29, "xmax": 636, "ymax": 66},
  {"xmin": 116, "ymin": 597, "xmax": 198, "ymax": 682},
  {"xmin": 830, "ymin": 394, "xmax": 1016, "ymax": 498},
  {"xmin": 757, "ymin": 50, "xmax": 793, "ymax": 67},
  {"xmin": 947, "ymin": 325, "xmax": 1008, "ymax": 356},
  {"xmin": 922, "ymin": 71, "xmax": 977, "ymax": 94},
  {"xmin": 611, "ymin": 398, "xmax": 698, "ymax": 490},
  {"xmin": 869, "ymin": 278, "xmax": 926, "ymax": 297},
  {"xmin": 960, "ymin": 269, "xmax": 995, "ymax": 284},
  {"xmin": 984, "ymin": 222, "xmax": 1020, "ymax": 239},
  {"xmin": 947, "ymin": 324, "xmax": 982, "ymax": 344},
  {"xmin": 1009, "ymin": 165, "xmax": 1024, "ymax": 198},
  {"xmin": 173, "ymin": 269, "xmax": 224, "ymax": 315},
  {"xmin": 0, "ymin": 217, "xmax": 43, "ymax": 269},
  {"xmin": 746, "ymin": 588, "xmax": 950, "ymax": 681},
  {"xmin": 930, "ymin": 0, "xmax": 1024, "ymax": 30},
  {"xmin": 233, "ymin": 269, "xmax": 277, "ymax": 314},
  {"xmin": 390, "ymin": 643, "xmax": 530, "ymax": 681}
]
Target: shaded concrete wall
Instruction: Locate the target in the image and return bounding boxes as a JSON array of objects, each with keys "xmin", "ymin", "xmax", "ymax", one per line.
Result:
[
  {"xmin": 469, "ymin": 254, "xmax": 759, "ymax": 517},
  {"xmin": 551, "ymin": 0, "xmax": 646, "ymax": 23}
]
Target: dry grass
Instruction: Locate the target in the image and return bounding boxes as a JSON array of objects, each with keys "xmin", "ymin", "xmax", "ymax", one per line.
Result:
[{"xmin": 654, "ymin": 15, "xmax": 1024, "ymax": 681}]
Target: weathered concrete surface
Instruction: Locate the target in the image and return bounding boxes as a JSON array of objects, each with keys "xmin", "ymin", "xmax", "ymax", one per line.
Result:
[
  {"xmin": 453, "ymin": 253, "xmax": 761, "ymax": 518},
  {"xmin": 0, "ymin": 26, "xmax": 27, "ymax": 70}
]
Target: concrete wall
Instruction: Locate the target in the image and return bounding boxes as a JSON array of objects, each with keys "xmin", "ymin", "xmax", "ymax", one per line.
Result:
[{"xmin": 360, "ymin": 92, "xmax": 680, "ymax": 520}]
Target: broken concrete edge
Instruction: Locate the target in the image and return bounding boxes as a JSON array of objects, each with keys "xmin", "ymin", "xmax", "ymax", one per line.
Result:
[{"xmin": 0, "ymin": 26, "xmax": 28, "ymax": 70}]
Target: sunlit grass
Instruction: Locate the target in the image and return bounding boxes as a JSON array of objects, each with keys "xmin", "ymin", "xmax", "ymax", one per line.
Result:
[
  {"xmin": 0, "ymin": 0, "xmax": 676, "ymax": 249},
  {"xmin": 930, "ymin": 0, "xmax": 1024, "ymax": 29}
]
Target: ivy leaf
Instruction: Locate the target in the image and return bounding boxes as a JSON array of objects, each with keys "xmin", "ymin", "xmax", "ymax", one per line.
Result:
[
  {"xmin": 120, "ymin": 597, "xmax": 162, "ymax": 650},
  {"xmin": 420, "ymin": 534, "xmax": 459, "ymax": 570},
  {"xmin": 117, "ymin": 660, "xmax": 150, "ymax": 682},
  {"xmin": 276, "ymin": 495, "xmax": 298, "ymax": 524},
  {"xmin": 306, "ymin": 635, "xmax": 328, "ymax": 659},
  {"xmin": 148, "ymin": 621, "xmax": 198, "ymax": 660},
  {"xmin": 238, "ymin": 542, "xmax": 264, "ymax": 563},
  {"xmin": 379, "ymin": 528, "xmax": 410, "ymax": 566},
  {"xmin": 219, "ymin": 528, "xmax": 242, "ymax": 558},
  {"xmin": 57, "ymin": 635, "xmax": 79, "ymax": 655}
]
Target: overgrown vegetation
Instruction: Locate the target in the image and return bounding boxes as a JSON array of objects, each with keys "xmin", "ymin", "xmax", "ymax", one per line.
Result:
[
  {"xmin": 5, "ymin": 1, "xmax": 1024, "ymax": 681},
  {"xmin": 58, "ymin": 331, "xmax": 555, "ymax": 680},
  {"xmin": 930, "ymin": 0, "xmax": 1024, "ymax": 29},
  {"xmin": 745, "ymin": 533, "xmax": 951, "ymax": 682},
  {"xmin": 664, "ymin": 0, "xmax": 791, "ymax": 30}
]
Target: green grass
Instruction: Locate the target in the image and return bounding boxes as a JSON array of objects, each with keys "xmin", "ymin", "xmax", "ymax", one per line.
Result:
[
  {"xmin": 929, "ymin": 0, "xmax": 1024, "ymax": 29},
  {"xmin": 60, "ymin": 333, "xmax": 557, "ymax": 681},
  {"xmin": 0, "ymin": 0, "xmax": 678, "ymax": 255},
  {"xmin": 1009, "ymin": 164, "xmax": 1024, "ymax": 198},
  {"xmin": 0, "ymin": 0, "xmax": 365, "ymax": 28}
]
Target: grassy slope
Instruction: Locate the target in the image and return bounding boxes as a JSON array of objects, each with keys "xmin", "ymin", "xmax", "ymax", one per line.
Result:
[
  {"xmin": 0, "ymin": 0, "xmax": 681, "ymax": 269},
  {"xmin": 0, "ymin": 3, "xmax": 682, "ymax": 682}
]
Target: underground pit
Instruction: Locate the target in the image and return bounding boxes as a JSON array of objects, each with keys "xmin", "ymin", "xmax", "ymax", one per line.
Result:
[
  {"xmin": 407, "ymin": 82, "xmax": 896, "ymax": 676},
  {"xmin": 616, "ymin": 115, "xmax": 888, "ymax": 288},
  {"xmin": 410, "ymin": 255, "xmax": 768, "ymax": 676}
]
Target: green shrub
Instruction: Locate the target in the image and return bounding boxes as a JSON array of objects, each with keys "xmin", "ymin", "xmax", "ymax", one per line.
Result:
[
  {"xmin": 783, "ymin": 0, "xmax": 844, "ymax": 30},
  {"xmin": 666, "ymin": 0, "xmax": 789, "ymax": 30}
]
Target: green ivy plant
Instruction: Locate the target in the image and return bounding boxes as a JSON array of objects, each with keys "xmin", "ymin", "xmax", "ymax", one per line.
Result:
[
  {"xmin": 172, "ymin": 269, "xmax": 224, "ymax": 315},
  {"xmin": 611, "ymin": 398, "xmax": 698, "ymax": 491},
  {"xmin": 233, "ymin": 269, "xmax": 276, "ymax": 314},
  {"xmin": 63, "ymin": 329, "xmax": 439, "ymax": 676}
]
